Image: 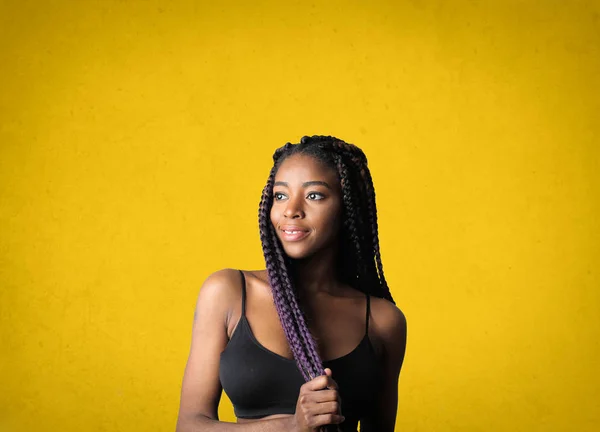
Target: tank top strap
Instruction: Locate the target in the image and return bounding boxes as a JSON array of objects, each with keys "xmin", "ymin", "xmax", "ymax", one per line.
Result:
[
  {"xmin": 238, "ymin": 270, "xmax": 247, "ymax": 317},
  {"xmin": 365, "ymin": 293, "xmax": 370, "ymax": 335}
]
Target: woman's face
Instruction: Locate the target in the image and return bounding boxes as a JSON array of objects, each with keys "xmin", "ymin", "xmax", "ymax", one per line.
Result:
[{"xmin": 270, "ymin": 153, "xmax": 343, "ymax": 260}]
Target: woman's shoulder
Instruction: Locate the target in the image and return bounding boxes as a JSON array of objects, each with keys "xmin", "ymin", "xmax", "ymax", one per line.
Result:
[
  {"xmin": 197, "ymin": 268, "xmax": 269, "ymax": 301},
  {"xmin": 195, "ymin": 268, "xmax": 246, "ymax": 309},
  {"xmin": 201, "ymin": 267, "xmax": 243, "ymax": 289},
  {"xmin": 369, "ymin": 296, "xmax": 407, "ymax": 347}
]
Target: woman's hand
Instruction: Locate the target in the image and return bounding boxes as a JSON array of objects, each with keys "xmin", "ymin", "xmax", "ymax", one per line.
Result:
[{"xmin": 291, "ymin": 368, "xmax": 345, "ymax": 432}]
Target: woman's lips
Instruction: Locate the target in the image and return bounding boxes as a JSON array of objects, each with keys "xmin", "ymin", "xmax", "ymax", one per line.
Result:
[{"xmin": 280, "ymin": 228, "xmax": 310, "ymax": 242}]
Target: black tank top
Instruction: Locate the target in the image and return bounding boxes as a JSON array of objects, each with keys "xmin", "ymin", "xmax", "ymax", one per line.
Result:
[{"xmin": 219, "ymin": 270, "xmax": 382, "ymax": 425}]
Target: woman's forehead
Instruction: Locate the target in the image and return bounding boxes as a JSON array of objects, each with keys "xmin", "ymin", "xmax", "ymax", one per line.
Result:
[{"xmin": 274, "ymin": 154, "xmax": 337, "ymax": 181}]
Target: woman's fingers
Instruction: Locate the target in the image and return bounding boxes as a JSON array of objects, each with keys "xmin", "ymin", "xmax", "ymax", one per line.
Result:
[
  {"xmin": 304, "ymin": 389, "xmax": 338, "ymax": 404},
  {"xmin": 310, "ymin": 400, "xmax": 340, "ymax": 415},
  {"xmin": 304, "ymin": 372, "xmax": 339, "ymax": 392},
  {"xmin": 293, "ymin": 369, "xmax": 344, "ymax": 431},
  {"xmin": 311, "ymin": 413, "xmax": 346, "ymax": 426}
]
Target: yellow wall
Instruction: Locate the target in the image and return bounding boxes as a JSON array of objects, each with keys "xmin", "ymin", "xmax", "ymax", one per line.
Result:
[{"xmin": 1, "ymin": 1, "xmax": 598, "ymax": 430}]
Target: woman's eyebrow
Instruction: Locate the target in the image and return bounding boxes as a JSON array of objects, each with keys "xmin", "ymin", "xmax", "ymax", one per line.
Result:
[{"xmin": 273, "ymin": 181, "xmax": 332, "ymax": 190}]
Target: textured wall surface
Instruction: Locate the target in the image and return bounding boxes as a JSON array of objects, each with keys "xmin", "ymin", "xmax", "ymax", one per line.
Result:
[{"xmin": 1, "ymin": 0, "xmax": 598, "ymax": 431}]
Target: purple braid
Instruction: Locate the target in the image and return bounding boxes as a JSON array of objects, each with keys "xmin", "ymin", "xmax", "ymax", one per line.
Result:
[
  {"xmin": 258, "ymin": 168, "xmax": 319, "ymax": 381},
  {"xmin": 272, "ymin": 236, "xmax": 324, "ymax": 378}
]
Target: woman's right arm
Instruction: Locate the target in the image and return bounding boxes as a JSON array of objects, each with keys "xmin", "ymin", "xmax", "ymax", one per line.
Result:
[{"xmin": 175, "ymin": 268, "xmax": 294, "ymax": 431}]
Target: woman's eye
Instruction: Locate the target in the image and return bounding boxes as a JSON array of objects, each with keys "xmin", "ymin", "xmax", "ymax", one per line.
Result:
[{"xmin": 273, "ymin": 192, "xmax": 324, "ymax": 201}]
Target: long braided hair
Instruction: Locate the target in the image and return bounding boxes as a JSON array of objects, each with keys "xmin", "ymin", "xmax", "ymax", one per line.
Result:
[{"xmin": 257, "ymin": 135, "xmax": 395, "ymax": 430}]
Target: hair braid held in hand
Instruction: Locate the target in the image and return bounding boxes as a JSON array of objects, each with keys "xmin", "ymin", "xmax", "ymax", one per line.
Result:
[{"xmin": 257, "ymin": 135, "xmax": 396, "ymax": 431}]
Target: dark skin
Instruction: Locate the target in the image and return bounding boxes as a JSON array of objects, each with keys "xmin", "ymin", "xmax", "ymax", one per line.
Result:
[{"xmin": 176, "ymin": 154, "xmax": 407, "ymax": 432}]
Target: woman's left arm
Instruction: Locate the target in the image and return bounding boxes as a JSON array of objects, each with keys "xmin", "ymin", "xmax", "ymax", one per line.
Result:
[{"xmin": 361, "ymin": 302, "xmax": 407, "ymax": 432}]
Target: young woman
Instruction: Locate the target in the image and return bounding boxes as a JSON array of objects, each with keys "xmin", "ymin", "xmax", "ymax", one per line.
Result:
[{"xmin": 176, "ymin": 136, "xmax": 407, "ymax": 432}]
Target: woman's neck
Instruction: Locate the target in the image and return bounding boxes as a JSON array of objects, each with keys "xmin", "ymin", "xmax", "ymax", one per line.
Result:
[{"xmin": 290, "ymin": 247, "xmax": 343, "ymax": 296}]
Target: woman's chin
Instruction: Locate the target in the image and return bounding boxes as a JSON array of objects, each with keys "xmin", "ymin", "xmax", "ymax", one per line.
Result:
[{"xmin": 281, "ymin": 247, "xmax": 312, "ymax": 260}]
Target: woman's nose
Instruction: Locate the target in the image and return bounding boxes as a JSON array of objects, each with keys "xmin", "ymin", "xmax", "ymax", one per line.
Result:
[{"xmin": 283, "ymin": 197, "xmax": 304, "ymax": 218}]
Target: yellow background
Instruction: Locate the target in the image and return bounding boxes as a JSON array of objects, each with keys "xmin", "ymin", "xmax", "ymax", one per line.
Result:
[{"xmin": 1, "ymin": 1, "xmax": 598, "ymax": 431}]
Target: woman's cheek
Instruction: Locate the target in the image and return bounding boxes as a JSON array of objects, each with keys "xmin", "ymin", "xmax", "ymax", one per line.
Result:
[{"xmin": 269, "ymin": 208, "xmax": 279, "ymax": 228}]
